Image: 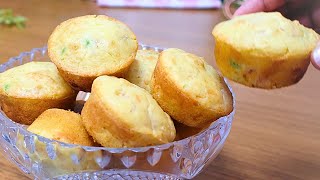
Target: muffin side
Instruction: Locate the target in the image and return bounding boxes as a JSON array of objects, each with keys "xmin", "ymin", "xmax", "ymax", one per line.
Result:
[{"xmin": 151, "ymin": 48, "xmax": 233, "ymax": 127}]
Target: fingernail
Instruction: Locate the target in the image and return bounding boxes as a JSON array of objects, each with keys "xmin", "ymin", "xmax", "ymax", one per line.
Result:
[{"xmin": 311, "ymin": 46, "xmax": 320, "ymax": 70}]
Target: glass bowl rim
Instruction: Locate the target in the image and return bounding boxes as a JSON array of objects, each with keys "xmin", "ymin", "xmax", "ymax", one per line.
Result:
[{"xmin": 0, "ymin": 43, "xmax": 236, "ymax": 152}]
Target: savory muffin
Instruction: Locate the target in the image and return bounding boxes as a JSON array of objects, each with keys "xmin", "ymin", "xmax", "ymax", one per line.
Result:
[
  {"xmin": 212, "ymin": 12, "xmax": 319, "ymax": 89},
  {"xmin": 27, "ymin": 109, "xmax": 94, "ymax": 146},
  {"xmin": 48, "ymin": 15, "xmax": 138, "ymax": 92},
  {"xmin": 151, "ymin": 48, "xmax": 233, "ymax": 127},
  {"xmin": 19, "ymin": 109, "xmax": 97, "ymax": 178},
  {"xmin": 81, "ymin": 76, "xmax": 176, "ymax": 148},
  {"xmin": 125, "ymin": 49, "xmax": 159, "ymax": 92},
  {"xmin": 18, "ymin": 109, "xmax": 98, "ymax": 178},
  {"xmin": 0, "ymin": 62, "xmax": 77, "ymax": 125},
  {"xmin": 25, "ymin": 140, "xmax": 99, "ymax": 178}
]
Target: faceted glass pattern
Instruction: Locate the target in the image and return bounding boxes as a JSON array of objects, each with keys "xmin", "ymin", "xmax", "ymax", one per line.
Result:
[{"xmin": 0, "ymin": 44, "xmax": 235, "ymax": 179}]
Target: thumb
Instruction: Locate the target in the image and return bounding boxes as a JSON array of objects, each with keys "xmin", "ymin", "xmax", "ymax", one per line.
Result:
[
  {"xmin": 234, "ymin": 0, "xmax": 285, "ymax": 16},
  {"xmin": 311, "ymin": 42, "xmax": 320, "ymax": 70}
]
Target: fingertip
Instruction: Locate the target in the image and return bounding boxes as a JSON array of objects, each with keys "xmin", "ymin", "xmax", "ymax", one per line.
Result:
[
  {"xmin": 311, "ymin": 60, "xmax": 320, "ymax": 70},
  {"xmin": 232, "ymin": 0, "xmax": 263, "ymax": 17},
  {"xmin": 311, "ymin": 44, "xmax": 320, "ymax": 70},
  {"xmin": 233, "ymin": 9, "xmax": 244, "ymax": 16},
  {"xmin": 233, "ymin": 0, "xmax": 255, "ymax": 17},
  {"xmin": 233, "ymin": 0, "xmax": 286, "ymax": 17}
]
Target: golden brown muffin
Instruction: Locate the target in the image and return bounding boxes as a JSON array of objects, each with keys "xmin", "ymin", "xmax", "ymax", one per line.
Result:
[
  {"xmin": 212, "ymin": 12, "xmax": 319, "ymax": 89},
  {"xmin": 17, "ymin": 131, "xmax": 99, "ymax": 178},
  {"xmin": 0, "ymin": 62, "xmax": 77, "ymax": 125},
  {"xmin": 26, "ymin": 140, "xmax": 99, "ymax": 178},
  {"xmin": 27, "ymin": 109, "xmax": 94, "ymax": 146},
  {"xmin": 125, "ymin": 49, "xmax": 159, "ymax": 92},
  {"xmin": 48, "ymin": 15, "xmax": 138, "ymax": 92},
  {"xmin": 17, "ymin": 110, "xmax": 98, "ymax": 178},
  {"xmin": 81, "ymin": 76, "xmax": 176, "ymax": 148},
  {"xmin": 151, "ymin": 48, "xmax": 233, "ymax": 127}
]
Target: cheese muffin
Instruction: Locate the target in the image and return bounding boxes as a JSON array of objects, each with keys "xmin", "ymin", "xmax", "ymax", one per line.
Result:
[
  {"xmin": 0, "ymin": 62, "xmax": 77, "ymax": 125},
  {"xmin": 48, "ymin": 15, "xmax": 138, "ymax": 92},
  {"xmin": 23, "ymin": 140, "xmax": 99, "ymax": 178},
  {"xmin": 151, "ymin": 48, "xmax": 233, "ymax": 127},
  {"xmin": 212, "ymin": 12, "xmax": 319, "ymax": 89},
  {"xmin": 125, "ymin": 49, "xmax": 159, "ymax": 92},
  {"xmin": 81, "ymin": 76, "xmax": 176, "ymax": 148},
  {"xmin": 20, "ymin": 109, "xmax": 97, "ymax": 177},
  {"xmin": 18, "ymin": 109, "xmax": 98, "ymax": 177},
  {"xmin": 28, "ymin": 109, "xmax": 94, "ymax": 146}
]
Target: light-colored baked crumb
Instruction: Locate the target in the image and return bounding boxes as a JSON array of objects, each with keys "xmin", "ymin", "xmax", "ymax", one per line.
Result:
[
  {"xmin": 0, "ymin": 62, "xmax": 75, "ymax": 99},
  {"xmin": 0, "ymin": 62, "xmax": 77, "ymax": 125},
  {"xmin": 125, "ymin": 49, "xmax": 159, "ymax": 92}
]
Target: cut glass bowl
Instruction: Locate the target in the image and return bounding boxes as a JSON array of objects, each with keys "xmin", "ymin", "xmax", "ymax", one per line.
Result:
[{"xmin": 0, "ymin": 44, "xmax": 235, "ymax": 179}]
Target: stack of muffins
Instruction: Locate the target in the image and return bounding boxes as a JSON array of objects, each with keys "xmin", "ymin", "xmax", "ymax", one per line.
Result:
[
  {"xmin": 3, "ymin": 12, "xmax": 319, "ymax": 177},
  {"xmin": 0, "ymin": 15, "xmax": 233, "ymax": 148}
]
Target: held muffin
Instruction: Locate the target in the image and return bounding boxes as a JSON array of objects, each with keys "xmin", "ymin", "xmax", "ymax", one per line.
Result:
[
  {"xmin": 125, "ymin": 49, "xmax": 159, "ymax": 92},
  {"xmin": 81, "ymin": 76, "xmax": 176, "ymax": 148},
  {"xmin": 28, "ymin": 109, "xmax": 94, "ymax": 146},
  {"xmin": 0, "ymin": 62, "xmax": 77, "ymax": 125},
  {"xmin": 212, "ymin": 12, "xmax": 319, "ymax": 89},
  {"xmin": 151, "ymin": 48, "xmax": 233, "ymax": 127},
  {"xmin": 48, "ymin": 15, "xmax": 138, "ymax": 92}
]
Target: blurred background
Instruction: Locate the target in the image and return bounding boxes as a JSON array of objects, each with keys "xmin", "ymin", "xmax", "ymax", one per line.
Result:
[{"xmin": 0, "ymin": 0, "xmax": 230, "ymax": 64}]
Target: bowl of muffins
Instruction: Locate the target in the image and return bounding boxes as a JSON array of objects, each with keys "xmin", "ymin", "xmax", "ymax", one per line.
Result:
[{"xmin": 0, "ymin": 15, "xmax": 235, "ymax": 179}]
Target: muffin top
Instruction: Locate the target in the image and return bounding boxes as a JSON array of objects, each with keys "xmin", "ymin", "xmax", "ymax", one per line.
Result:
[
  {"xmin": 212, "ymin": 12, "xmax": 319, "ymax": 59},
  {"xmin": 48, "ymin": 15, "xmax": 138, "ymax": 76},
  {"xmin": 0, "ymin": 62, "xmax": 75, "ymax": 99},
  {"xmin": 125, "ymin": 49, "xmax": 159, "ymax": 92},
  {"xmin": 27, "ymin": 109, "xmax": 94, "ymax": 146},
  {"xmin": 91, "ymin": 76, "xmax": 176, "ymax": 144},
  {"xmin": 158, "ymin": 48, "xmax": 232, "ymax": 113}
]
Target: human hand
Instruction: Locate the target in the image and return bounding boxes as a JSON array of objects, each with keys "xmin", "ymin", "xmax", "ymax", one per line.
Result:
[{"xmin": 233, "ymin": 0, "xmax": 320, "ymax": 70}]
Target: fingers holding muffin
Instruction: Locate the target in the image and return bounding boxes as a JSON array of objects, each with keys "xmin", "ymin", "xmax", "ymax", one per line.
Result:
[{"xmin": 213, "ymin": 12, "xmax": 319, "ymax": 89}]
